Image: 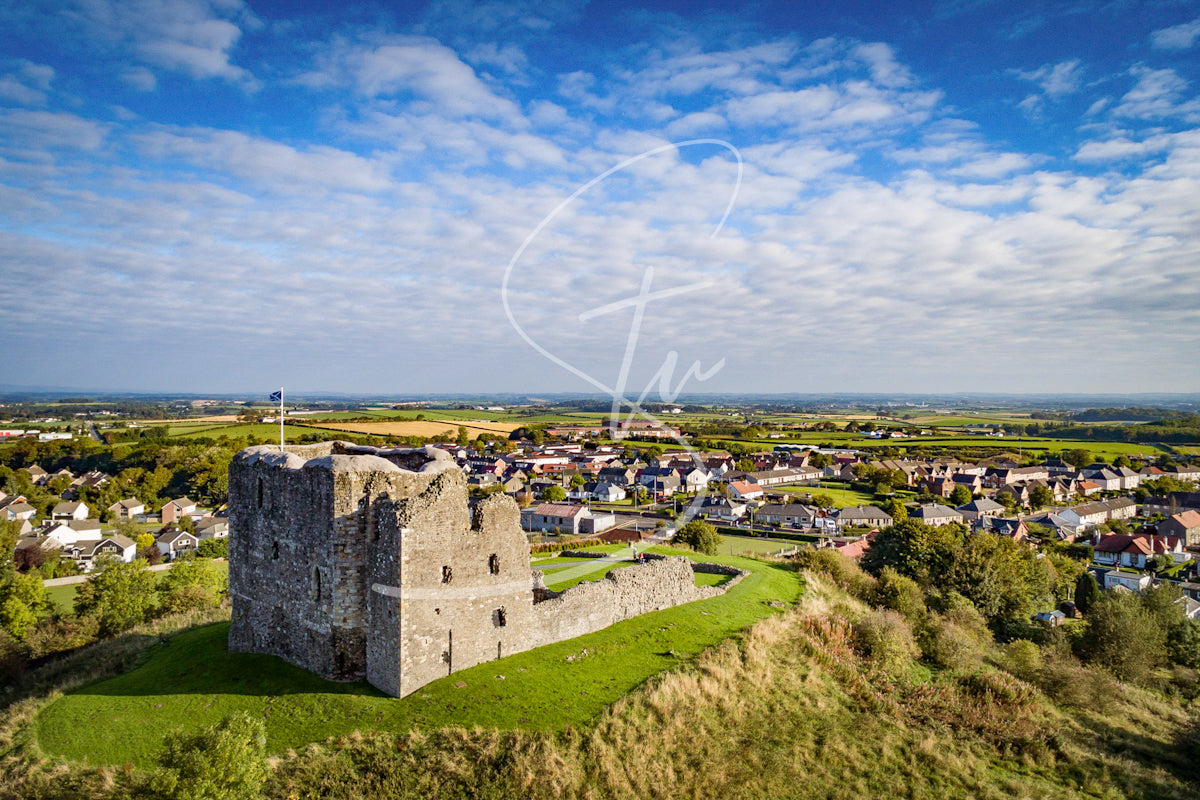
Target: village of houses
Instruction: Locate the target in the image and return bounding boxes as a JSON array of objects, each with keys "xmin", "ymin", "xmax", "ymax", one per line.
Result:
[
  {"xmin": 4, "ymin": 423, "xmax": 1200, "ymax": 617},
  {"xmin": 2, "ymin": 464, "xmax": 225, "ymax": 572}
]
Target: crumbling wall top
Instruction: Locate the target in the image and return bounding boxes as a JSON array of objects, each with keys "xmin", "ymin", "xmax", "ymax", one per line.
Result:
[{"xmin": 235, "ymin": 442, "xmax": 458, "ymax": 475}]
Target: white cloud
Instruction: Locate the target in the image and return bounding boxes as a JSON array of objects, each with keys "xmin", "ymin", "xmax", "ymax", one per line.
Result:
[
  {"xmin": 121, "ymin": 66, "xmax": 157, "ymax": 92},
  {"xmin": 1013, "ymin": 59, "xmax": 1083, "ymax": 97},
  {"xmin": 133, "ymin": 128, "xmax": 394, "ymax": 194},
  {"xmin": 1150, "ymin": 17, "xmax": 1200, "ymax": 50},
  {"xmin": 0, "ymin": 109, "xmax": 108, "ymax": 151},
  {"xmin": 51, "ymin": 0, "xmax": 258, "ymax": 85},
  {"xmin": 0, "ymin": 60, "xmax": 54, "ymax": 105},
  {"xmin": 1112, "ymin": 65, "xmax": 1199, "ymax": 121},
  {"xmin": 300, "ymin": 36, "xmax": 524, "ymax": 122}
]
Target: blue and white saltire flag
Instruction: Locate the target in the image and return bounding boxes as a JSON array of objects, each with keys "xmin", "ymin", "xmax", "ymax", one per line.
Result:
[{"xmin": 269, "ymin": 390, "xmax": 282, "ymax": 402}]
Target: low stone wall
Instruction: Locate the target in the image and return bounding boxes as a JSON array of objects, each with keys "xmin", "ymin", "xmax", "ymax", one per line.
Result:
[{"xmin": 526, "ymin": 556, "xmax": 727, "ymax": 648}]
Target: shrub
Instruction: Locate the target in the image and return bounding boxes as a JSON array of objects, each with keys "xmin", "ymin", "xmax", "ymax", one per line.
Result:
[
  {"xmin": 794, "ymin": 547, "xmax": 875, "ymax": 600},
  {"xmin": 854, "ymin": 608, "xmax": 919, "ymax": 675},
  {"xmin": 872, "ymin": 567, "xmax": 926, "ymax": 624},
  {"xmin": 151, "ymin": 712, "xmax": 269, "ymax": 800},
  {"xmin": 675, "ymin": 520, "xmax": 720, "ymax": 555}
]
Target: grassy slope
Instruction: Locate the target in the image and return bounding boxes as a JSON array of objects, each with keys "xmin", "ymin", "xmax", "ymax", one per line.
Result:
[
  {"xmin": 33, "ymin": 550, "xmax": 799, "ymax": 767},
  {"xmin": 258, "ymin": 573, "xmax": 1200, "ymax": 800}
]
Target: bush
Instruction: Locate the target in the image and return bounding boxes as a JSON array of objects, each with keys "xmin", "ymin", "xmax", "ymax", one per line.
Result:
[
  {"xmin": 854, "ymin": 608, "xmax": 919, "ymax": 675},
  {"xmin": 794, "ymin": 547, "xmax": 875, "ymax": 600},
  {"xmin": 919, "ymin": 614, "xmax": 987, "ymax": 672},
  {"xmin": 196, "ymin": 537, "xmax": 229, "ymax": 559},
  {"xmin": 872, "ymin": 567, "xmax": 926, "ymax": 624},
  {"xmin": 151, "ymin": 712, "xmax": 269, "ymax": 800},
  {"xmin": 675, "ymin": 520, "xmax": 720, "ymax": 555},
  {"xmin": 1080, "ymin": 592, "xmax": 1168, "ymax": 683}
]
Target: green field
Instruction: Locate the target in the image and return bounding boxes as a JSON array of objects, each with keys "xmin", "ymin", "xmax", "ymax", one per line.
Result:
[
  {"xmin": 716, "ymin": 534, "xmax": 802, "ymax": 557},
  {"xmin": 34, "ymin": 549, "xmax": 799, "ymax": 767},
  {"xmin": 778, "ymin": 483, "xmax": 877, "ymax": 508}
]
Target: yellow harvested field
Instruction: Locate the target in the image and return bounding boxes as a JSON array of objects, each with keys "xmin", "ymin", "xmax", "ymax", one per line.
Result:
[
  {"xmin": 172, "ymin": 415, "xmax": 243, "ymax": 423},
  {"xmin": 315, "ymin": 420, "xmax": 521, "ymax": 438}
]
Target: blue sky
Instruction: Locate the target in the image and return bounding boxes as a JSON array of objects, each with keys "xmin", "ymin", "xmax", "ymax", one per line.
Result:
[{"xmin": 1, "ymin": 0, "xmax": 1198, "ymax": 396}]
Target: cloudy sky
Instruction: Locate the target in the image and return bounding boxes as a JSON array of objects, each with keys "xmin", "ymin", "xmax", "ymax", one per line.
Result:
[{"xmin": 1, "ymin": 0, "xmax": 1198, "ymax": 396}]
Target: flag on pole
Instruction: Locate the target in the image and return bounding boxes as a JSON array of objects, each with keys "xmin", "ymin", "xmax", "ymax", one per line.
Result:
[{"xmin": 269, "ymin": 390, "xmax": 282, "ymax": 402}]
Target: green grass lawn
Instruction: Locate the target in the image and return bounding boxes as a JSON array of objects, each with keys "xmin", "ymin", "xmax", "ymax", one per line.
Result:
[
  {"xmin": 778, "ymin": 483, "xmax": 876, "ymax": 508},
  {"xmin": 34, "ymin": 550, "xmax": 799, "ymax": 767},
  {"xmin": 543, "ymin": 561, "xmax": 637, "ymax": 590},
  {"xmin": 715, "ymin": 535, "xmax": 802, "ymax": 557}
]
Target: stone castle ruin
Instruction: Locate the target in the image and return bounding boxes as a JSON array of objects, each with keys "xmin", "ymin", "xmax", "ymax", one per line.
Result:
[{"xmin": 228, "ymin": 441, "xmax": 743, "ymax": 698}]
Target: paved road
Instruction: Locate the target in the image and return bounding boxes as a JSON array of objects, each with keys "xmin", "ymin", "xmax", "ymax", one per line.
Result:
[{"xmin": 87, "ymin": 422, "xmax": 103, "ymax": 442}]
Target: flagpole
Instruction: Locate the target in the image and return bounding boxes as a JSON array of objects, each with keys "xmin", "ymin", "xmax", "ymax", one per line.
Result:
[{"xmin": 279, "ymin": 387, "xmax": 284, "ymax": 451}]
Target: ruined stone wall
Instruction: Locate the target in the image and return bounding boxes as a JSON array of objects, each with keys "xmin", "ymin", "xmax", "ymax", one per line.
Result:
[
  {"xmin": 228, "ymin": 441, "xmax": 745, "ymax": 699},
  {"xmin": 228, "ymin": 442, "xmax": 367, "ymax": 679},
  {"xmin": 525, "ymin": 557, "xmax": 732, "ymax": 648}
]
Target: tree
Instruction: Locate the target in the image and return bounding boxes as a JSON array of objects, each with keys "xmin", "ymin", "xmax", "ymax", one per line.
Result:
[
  {"xmin": 0, "ymin": 572, "xmax": 50, "ymax": 639},
  {"xmin": 1029, "ymin": 484, "xmax": 1054, "ymax": 510},
  {"xmin": 456, "ymin": 426, "xmax": 470, "ymax": 447},
  {"xmin": 540, "ymin": 485, "xmax": 566, "ymax": 502},
  {"xmin": 881, "ymin": 497, "xmax": 908, "ymax": 523},
  {"xmin": 811, "ymin": 493, "xmax": 835, "ymax": 509},
  {"xmin": 1082, "ymin": 592, "xmax": 1167, "ymax": 682},
  {"xmin": 1062, "ymin": 449, "xmax": 1093, "ymax": 468},
  {"xmin": 159, "ymin": 554, "xmax": 226, "ymax": 613},
  {"xmin": 949, "ymin": 485, "xmax": 973, "ymax": 506},
  {"xmin": 75, "ymin": 559, "xmax": 158, "ymax": 636},
  {"xmin": 151, "ymin": 712, "xmax": 269, "ymax": 800},
  {"xmin": 675, "ymin": 520, "xmax": 720, "ymax": 555},
  {"xmin": 569, "ymin": 474, "xmax": 585, "ymax": 490}
]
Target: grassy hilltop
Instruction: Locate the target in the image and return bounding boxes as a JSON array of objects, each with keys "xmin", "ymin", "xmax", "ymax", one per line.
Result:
[{"xmin": 1, "ymin": 546, "xmax": 1199, "ymax": 799}]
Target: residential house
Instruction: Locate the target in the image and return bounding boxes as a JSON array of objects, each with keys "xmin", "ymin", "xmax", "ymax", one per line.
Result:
[
  {"xmin": 597, "ymin": 466, "xmax": 638, "ymax": 487},
  {"xmin": 52, "ymin": 501, "xmax": 89, "ymax": 521},
  {"xmin": 679, "ymin": 467, "xmax": 710, "ymax": 493},
  {"xmin": 107, "ymin": 498, "xmax": 146, "ymax": 520},
  {"xmin": 702, "ymin": 495, "xmax": 747, "ymax": 523},
  {"xmin": 1076, "ymin": 480, "xmax": 1102, "ymax": 496},
  {"xmin": 75, "ymin": 534, "xmax": 137, "ymax": 570},
  {"xmin": 2, "ymin": 499, "xmax": 36, "ymax": 522},
  {"xmin": 521, "ymin": 503, "xmax": 615, "ymax": 535},
  {"xmin": 1082, "ymin": 467, "xmax": 1122, "ymax": 492},
  {"xmin": 837, "ymin": 505, "xmax": 893, "ymax": 530},
  {"xmin": 757, "ymin": 503, "xmax": 818, "ymax": 528},
  {"xmin": 196, "ymin": 517, "xmax": 230, "ymax": 539},
  {"xmin": 728, "ymin": 480, "xmax": 765, "ymax": 501},
  {"xmin": 22, "ymin": 465, "xmax": 48, "ymax": 484},
  {"xmin": 156, "ymin": 529, "xmax": 199, "ymax": 560},
  {"xmin": 996, "ymin": 484, "xmax": 1030, "ymax": 507},
  {"xmin": 591, "ymin": 482, "xmax": 626, "ymax": 503},
  {"xmin": 977, "ymin": 516, "xmax": 1030, "ymax": 542},
  {"xmin": 909, "ymin": 504, "xmax": 963, "ymax": 527},
  {"xmin": 1103, "ymin": 570, "xmax": 1152, "ymax": 592},
  {"xmin": 160, "ymin": 497, "xmax": 197, "ymax": 524},
  {"xmin": 1160, "ymin": 510, "xmax": 1200, "ymax": 547},
  {"xmin": 956, "ymin": 498, "xmax": 1005, "ymax": 521},
  {"xmin": 1142, "ymin": 492, "xmax": 1200, "ymax": 516},
  {"xmin": 1094, "ymin": 534, "xmax": 1154, "ymax": 569}
]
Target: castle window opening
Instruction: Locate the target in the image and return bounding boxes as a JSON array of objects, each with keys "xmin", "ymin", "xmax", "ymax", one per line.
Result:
[
  {"xmin": 441, "ymin": 565, "xmax": 452, "ymax": 584},
  {"xmin": 488, "ymin": 553, "xmax": 499, "ymax": 575},
  {"xmin": 312, "ymin": 566, "xmax": 321, "ymax": 602},
  {"xmin": 256, "ymin": 477, "xmax": 263, "ymax": 508},
  {"xmin": 493, "ymin": 607, "xmax": 506, "ymax": 627},
  {"xmin": 271, "ymin": 541, "xmax": 279, "ymax": 560}
]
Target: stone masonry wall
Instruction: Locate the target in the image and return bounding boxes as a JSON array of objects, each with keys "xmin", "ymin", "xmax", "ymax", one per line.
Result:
[{"xmin": 228, "ymin": 441, "xmax": 743, "ymax": 698}]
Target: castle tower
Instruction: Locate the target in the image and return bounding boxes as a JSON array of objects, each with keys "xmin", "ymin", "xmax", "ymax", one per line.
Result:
[{"xmin": 228, "ymin": 441, "xmax": 535, "ymax": 697}]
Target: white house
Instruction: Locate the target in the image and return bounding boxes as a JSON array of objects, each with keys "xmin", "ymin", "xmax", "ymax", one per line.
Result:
[
  {"xmin": 51, "ymin": 501, "xmax": 89, "ymax": 521},
  {"xmin": 156, "ymin": 529, "xmax": 199, "ymax": 560}
]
